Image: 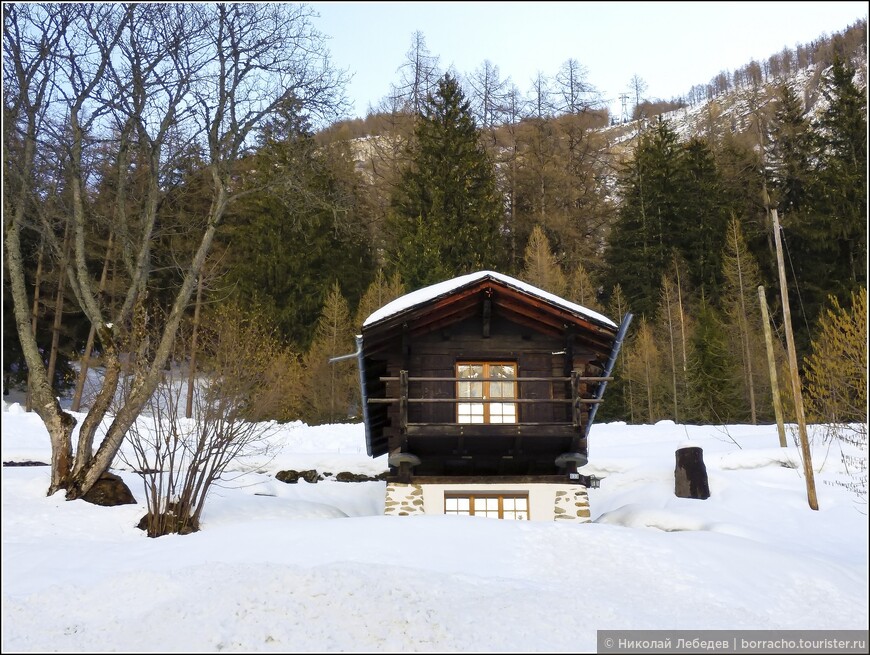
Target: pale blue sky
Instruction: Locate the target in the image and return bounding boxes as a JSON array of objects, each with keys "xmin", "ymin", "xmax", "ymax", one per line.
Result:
[{"xmin": 310, "ymin": 1, "xmax": 868, "ymax": 120}]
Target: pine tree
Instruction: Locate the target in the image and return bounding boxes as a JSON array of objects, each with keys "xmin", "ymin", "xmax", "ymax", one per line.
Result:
[
  {"xmin": 521, "ymin": 225, "xmax": 567, "ymax": 296},
  {"xmin": 387, "ymin": 73, "xmax": 506, "ymax": 289}
]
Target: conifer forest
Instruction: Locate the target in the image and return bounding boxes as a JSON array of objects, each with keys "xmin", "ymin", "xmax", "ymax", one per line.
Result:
[{"xmin": 4, "ymin": 4, "xmax": 866, "ymax": 445}]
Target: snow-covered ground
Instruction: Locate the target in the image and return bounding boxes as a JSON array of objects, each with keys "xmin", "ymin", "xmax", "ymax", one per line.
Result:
[{"xmin": 2, "ymin": 396, "xmax": 867, "ymax": 652}]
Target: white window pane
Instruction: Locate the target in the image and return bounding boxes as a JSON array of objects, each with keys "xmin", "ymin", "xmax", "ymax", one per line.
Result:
[
  {"xmin": 458, "ymin": 498, "xmax": 469, "ymax": 511},
  {"xmin": 486, "ymin": 497, "xmax": 498, "ymax": 511},
  {"xmin": 516, "ymin": 498, "xmax": 528, "ymax": 511},
  {"xmin": 503, "ymin": 497, "xmax": 515, "ymax": 511},
  {"xmin": 445, "ymin": 498, "xmax": 458, "ymax": 511},
  {"xmin": 474, "ymin": 497, "xmax": 487, "ymax": 512},
  {"xmin": 516, "ymin": 512, "xmax": 528, "ymax": 520}
]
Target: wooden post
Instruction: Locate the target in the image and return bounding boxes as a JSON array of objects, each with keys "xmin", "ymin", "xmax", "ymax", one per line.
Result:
[
  {"xmin": 570, "ymin": 370, "xmax": 581, "ymax": 428},
  {"xmin": 757, "ymin": 285, "xmax": 787, "ymax": 448},
  {"xmin": 771, "ymin": 209, "xmax": 818, "ymax": 510},
  {"xmin": 399, "ymin": 369, "xmax": 409, "ymax": 433}
]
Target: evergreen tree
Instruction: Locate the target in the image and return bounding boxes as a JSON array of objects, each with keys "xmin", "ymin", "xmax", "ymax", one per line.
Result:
[
  {"xmin": 605, "ymin": 122, "xmax": 728, "ymax": 318},
  {"xmin": 776, "ymin": 56, "xmax": 867, "ymax": 357},
  {"xmin": 685, "ymin": 296, "xmax": 742, "ymax": 423},
  {"xmin": 812, "ymin": 55, "xmax": 867, "ymax": 296},
  {"xmin": 387, "ymin": 73, "xmax": 506, "ymax": 289},
  {"xmin": 604, "ymin": 119, "xmax": 682, "ymax": 318},
  {"xmin": 677, "ymin": 137, "xmax": 729, "ymax": 301},
  {"xmin": 767, "ymin": 83, "xmax": 815, "ymax": 217},
  {"xmin": 224, "ymin": 124, "xmax": 375, "ymax": 349}
]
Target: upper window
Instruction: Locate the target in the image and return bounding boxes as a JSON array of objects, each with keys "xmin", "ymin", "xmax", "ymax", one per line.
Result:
[{"xmin": 456, "ymin": 361, "xmax": 517, "ymax": 424}]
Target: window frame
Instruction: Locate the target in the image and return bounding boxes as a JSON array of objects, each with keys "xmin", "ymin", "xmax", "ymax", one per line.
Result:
[
  {"xmin": 455, "ymin": 360, "xmax": 517, "ymax": 424},
  {"xmin": 443, "ymin": 492, "xmax": 530, "ymax": 520}
]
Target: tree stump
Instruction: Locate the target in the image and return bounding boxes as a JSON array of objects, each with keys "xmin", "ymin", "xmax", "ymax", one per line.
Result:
[{"xmin": 674, "ymin": 445, "xmax": 710, "ymax": 500}]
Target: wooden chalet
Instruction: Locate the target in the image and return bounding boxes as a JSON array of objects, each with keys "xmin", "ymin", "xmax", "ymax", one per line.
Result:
[{"xmin": 356, "ymin": 271, "xmax": 632, "ymax": 521}]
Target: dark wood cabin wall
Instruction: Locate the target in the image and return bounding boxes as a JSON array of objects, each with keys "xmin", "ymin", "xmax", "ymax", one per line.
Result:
[{"xmin": 370, "ymin": 314, "xmax": 606, "ymax": 453}]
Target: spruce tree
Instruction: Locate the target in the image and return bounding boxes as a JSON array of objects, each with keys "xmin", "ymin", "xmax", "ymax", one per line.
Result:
[
  {"xmin": 767, "ymin": 83, "xmax": 815, "ymax": 217},
  {"xmin": 604, "ymin": 120, "xmax": 726, "ymax": 317},
  {"xmin": 685, "ymin": 296, "xmax": 742, "ymax": 423},
  {"xmin": 812, "ymin": 55, "xmax": 867, "ymax": 296},
  {"xmin": 387, "ymin": 73, "xmax": 506, "ymax": 289}
]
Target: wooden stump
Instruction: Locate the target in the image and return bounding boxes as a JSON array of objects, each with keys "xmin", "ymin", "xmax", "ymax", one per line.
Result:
[{"xmin": 674, "ymin": 446, "xmax": 710, "ymax": 500}]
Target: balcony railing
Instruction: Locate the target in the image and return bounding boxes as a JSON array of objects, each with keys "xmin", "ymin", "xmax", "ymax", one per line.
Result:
[{"xmin": 369, "ymin": 370, "xmax": 612, "ymax": 431}]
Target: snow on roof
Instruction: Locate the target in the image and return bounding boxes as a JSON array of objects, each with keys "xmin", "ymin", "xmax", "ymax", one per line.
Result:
[{"xmin": 362, "ymin": 270, "xmax": 617, "ymax": 329}]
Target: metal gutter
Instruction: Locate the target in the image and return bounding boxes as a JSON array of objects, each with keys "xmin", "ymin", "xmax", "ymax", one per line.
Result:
[{"xmin": 584, "ymin": 311, "xmax": 633, "ymax": 440}]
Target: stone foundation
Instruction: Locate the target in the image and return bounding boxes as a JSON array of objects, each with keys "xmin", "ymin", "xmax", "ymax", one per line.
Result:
[
  {"xmin": 385, "ymin": 482, "xmax": 591, "ymax": 521},
  {"xmin": 384, "ymin": 482, "xmax": 425, "ymax": 516},
  {"xmin": 553, "ymin": 485, "xmax": 591, "ymax": 522}
]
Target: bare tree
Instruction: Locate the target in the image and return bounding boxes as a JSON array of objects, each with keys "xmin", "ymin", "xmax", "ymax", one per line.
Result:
[
  {"xmin": 4, "ymin": 3, "xmax": 347, "ymax": 500},
  {"xmin": 466, "ymin": 59, "xmax": 509, "ymax": 134},
  {"xmin": 555, "ymin": 58, "xmax": 598, "ymax": 115},
  {"xmin": 391, "ymin": 30, "xmax": 440, "ymax": 115},
  {"xmin": 629, "ymin": 74, "xmax": 648, "ymax": 115},
  {"xmin": 123, "ymin": 302, "xmax": 294, "ymax": 537}
]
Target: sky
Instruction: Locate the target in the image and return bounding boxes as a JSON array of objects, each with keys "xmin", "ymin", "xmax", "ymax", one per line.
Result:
[
  {"xmin": 310, "ymin": 1, "xmax": 869, "ymax": 120},
  {"xmin": 2, "ymin": 382, "xmax": 868, "ymax": 651}
]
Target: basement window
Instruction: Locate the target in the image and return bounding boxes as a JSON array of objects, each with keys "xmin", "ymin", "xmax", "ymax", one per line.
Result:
[
  {"xmin": 456, "ymin": 361, "xmax": 517, "ymax": 424},
  {"xmin": 444, "ymin": 493, "xmax": 529, "ymax": 520}
]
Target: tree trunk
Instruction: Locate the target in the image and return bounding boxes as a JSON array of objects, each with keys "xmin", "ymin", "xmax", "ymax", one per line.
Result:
[
  {"xmin": 25, "ymin": 239, "xmax": 45, "ymax": 413},
  {"xmin": 71, "ymin": 232, "xmax": 114, "ymax": 412},
  {"xmin": 185, "ymin": 271, "xmax": 204, "ymax": 419},
  {"xmin": 46, "ymin": 221, "xmax": 72, "ymax": 397},
  {"xmin": 674, "ymin": 446, "xmax": 710, "ymax": 499}
]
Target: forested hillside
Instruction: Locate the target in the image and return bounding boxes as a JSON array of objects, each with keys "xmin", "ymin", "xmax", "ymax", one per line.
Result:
[{"xmin": 4, "ymin": 6, "xmax": 866, "ymax": 435}]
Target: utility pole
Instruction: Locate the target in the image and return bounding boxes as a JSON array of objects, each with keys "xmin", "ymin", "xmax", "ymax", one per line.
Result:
[{"xmin": 770, "ymin": 204, "xmax": 819, "ymax": 510}]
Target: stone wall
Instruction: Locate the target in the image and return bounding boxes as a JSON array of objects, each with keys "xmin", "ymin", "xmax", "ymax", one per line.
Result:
[
  {"xmin": 384, "ymin": 482, "xmax": 425, "ymax": 516},
  {"xmin": 553, "ymin": 485, "xmax": 591, "ymax": 522}
]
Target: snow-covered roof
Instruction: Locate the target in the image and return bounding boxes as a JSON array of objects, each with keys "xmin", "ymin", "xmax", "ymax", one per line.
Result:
[{"xmin": 362, "ymin": 270, "xmax": 617, "ymax": 329}]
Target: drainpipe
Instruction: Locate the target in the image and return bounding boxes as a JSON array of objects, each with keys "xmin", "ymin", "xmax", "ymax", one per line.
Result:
[
  {"xmin": 328, "ymin": 335, "xmax": 373, "ymax": 456},
  {"xmin": 584, "ymin": 312, "xmax": 634, "ymax": 440}
]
